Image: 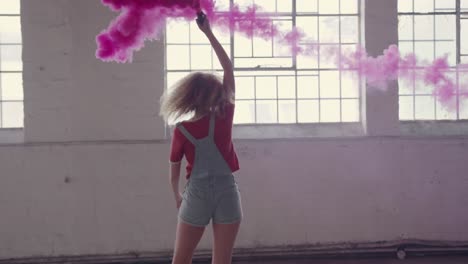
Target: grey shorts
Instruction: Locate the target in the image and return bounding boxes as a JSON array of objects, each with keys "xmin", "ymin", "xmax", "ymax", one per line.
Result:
[{"xmin": 179, "ymin": 174, "xmax": 243, "ymax": 227}]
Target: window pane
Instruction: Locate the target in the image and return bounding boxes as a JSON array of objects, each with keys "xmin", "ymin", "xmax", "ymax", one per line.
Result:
[
  {"xmin": 297, "ymin": 76, "xmax": 319, "ymax": 99},
  {"xmin": 0, "ymin": 0, "xmax": 20, "ymax": 14},
  {"xmin": 341, "ymin": 17, "xmax": 359, "ymax": 43},
  {"xmin": 255, "ymin": 77, "xmax": 277, "ymax": 99},
  {"xmin": 278, "ymin": 100, "xmax": 296, "ymax": 123},
  {"xmin": 414, "ymin": 0, "xmax": 434, "ymax": 13},
  {"xmin": 435, "ymin": 15, "xmax": 455, "ymax": 40},
  {"xmin": 191, "ymin": 45, "xmax": 212, "ymax": 70},
  {"xmin": 234, "ymin": 100, "xmax": 255, "ymax": 124},
  {"xmin": 398, "ymin": 41, "xmax": 413, "ymax": 56},
  {"xmin": 341, "ymin": 99, "xmax": 359, "ymax": 122},
  {"xmin": 320, "ymin": 99, "xmax": 341, "ymax": 122},
  {"xmin": 319, "ymin": 45, "xmax": 338, "ymax": 68},
  {"xmin": 253, "ymin": 0, "xmax": 277, "ymax": 13},
  {"xmin": 212, "ymin": 26, "xmax": 230, "ymax": 44},
  {"xmin": 236, "ymin": 77, "xmax": 255, "ymax": 99},
  {"xmin": 273, "ymin": 22, "xmax": 292, "ymax": 57},
  {"xmin": 399, "ymin": 15, "xmax": 414, "ymax": 40},
  {"xmin": 341, "ymin": 72, "xmax": 360, "ymax": 98},
  {"xmin": 414, "ymin": 16, "xmax": 434, "ymax": 40},
  {"xmin": 296, "ymin": 17, "xmax": 318, "ymax": 40},
  {"xmin": 167, "ymin": 72, "xmax": 189, "ymax": 89},
  {"xmin": 462, "ymin": 56, "xmax": 468, "ymax": 64},
  {"xmin": 399, "ymin": 96, "xmax": 415, "ymax": 120},
  {"xmin": 414, "ymin": 96, "xmax": 436, "ymax": 120},
  {"xmin": 256, "ymin": 100, "xmax": 277, "ymax": 123},
  {"xmin": 414, "ymin": 41, "xmax": 434, "ymax": 62},
  {"xmin": 166, "ymin": 21, "xmax": 189, "ymax": 44},
  {"xmin": 435, "ymin": 0, "xmax": 456, "ymax": 11},
  {"xmin": 399, "ymin": 77, "xmax": 415, "ymax": 96},
  {"xmin": 462, "ymin": 19, "xmax": 468, "ymax": 54},
  {"xmin": 340, "ymin": 0, "xmax": 358, "ymax": 14},
  {"xmin": 253, "ymin": 36, "xmax": 273, "ymax": 57},
  {"xmin": 277, "ymin": 0, "xmax": 293, "ymax": 13},
  {"xmin": 319, "ymin": 17, "xmax": 339, "ymax": 43},
  {"xmin": 463, "ymin": 0, "xmax": 468, "ymax": 9},
  {"xmin": 214, "ymin": 0, "xmax": 230, "ymax": 10},
  {"xmin": 0, "ymin": 44, "xmax": 22, "ymax": 71},
  {"xmin": 297, "ymin": 0, "xmax": 318, "ymax": 13},
  {"xmin": 235, "ymin": 0, "xmax": 254, "ymax": 8},
  {"xmin": 436, "ymin": 100, "xmax": 457, "ymax": 120},
  {"xmin": 297, "ymin": 75, "xmax": 318, "ymax": 98},
  {"xmin": 297, "ymin": 48, "xmax": 318, "ymax": 69},
  {"xmin": 414, "ymin": 70, "xmax": 430, "ymax": 95},
  {"xmin": 460, "ymin": 97, "xmax": 468, "ymax": 119},
  {"xmin": 0, "ymin": 17, "xmax": 22, "ymax": 43},
  {"xmin": 234, "ymin": 34, "xmax": 252, "ymax": 57},
  {"xmin": 1, "ymin": 102, "xmax": 23, "ymax": 128},
  {"xmin": 435, "ymin": 41, "xmax": 456, "ymax": 66},
  {"xmin": 190, "ymin": 22, "xmax": 209, "ymax": 44},
  {"xmin": 298, "ymin": 100, "xmax": 319, "ymax": 123},
  {"xmin": 319, "ymin": 0, "xmax": 339, "ymax": 14},
  {"xmin": 278, "ymin": 76, "xmax": 296, "ymax": 99},
  {"xmin": 398, "ymin": 0, "xmax": 413, "ymax": 13},
  {"xmin": 166, "ymin": 45, "xmax": 189, "ymax": 70},
  {"xmin": 1, "ymin": 73, "xmax": 23, "ymax": 100},
  {"xmin": 320, "ymin": 71, "xmax": 340, "ymax": 98}
]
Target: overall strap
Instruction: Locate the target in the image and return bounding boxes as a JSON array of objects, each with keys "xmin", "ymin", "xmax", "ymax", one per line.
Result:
[
  {"xmin": 208, "ymin": 111, "xmax": 216, "ymax": 138},
  {"xmin": 176, "ymin": 123, "xmax": 197, "ymax": 144}
]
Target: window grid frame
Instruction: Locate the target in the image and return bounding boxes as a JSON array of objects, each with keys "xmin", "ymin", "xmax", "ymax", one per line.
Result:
[
  {"xmin": 0, "ymin": 7, "xmax": 23, "ymax": 128},
  {"xmin": 398, "ymin": 0, "xmax": 468, "ymax": 121},
  {"xmin": 165, "ymin": 0, "xmax": 362, "ymax": 125}
]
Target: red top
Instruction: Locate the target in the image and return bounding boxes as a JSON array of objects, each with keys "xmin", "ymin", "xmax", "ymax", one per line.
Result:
[{"xmin": 170, "ymin": 103, "xmax": 239, "ymax": 179}]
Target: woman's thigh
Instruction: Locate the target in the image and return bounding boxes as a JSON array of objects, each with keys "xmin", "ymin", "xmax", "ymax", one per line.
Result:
[{"xmin": 172, "ymin": 221, "xmax": 205, "ymax": 264}]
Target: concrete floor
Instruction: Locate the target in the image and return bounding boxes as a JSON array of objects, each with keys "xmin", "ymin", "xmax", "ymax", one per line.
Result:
[{"xmin": 232, "ymin": 256, "xmax": 468, "ymax": 264}]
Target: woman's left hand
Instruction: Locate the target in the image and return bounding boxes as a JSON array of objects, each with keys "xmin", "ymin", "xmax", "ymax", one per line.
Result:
[{"xmin": 196, "ymin": 13, "xmax": 211, "ymax": 34}]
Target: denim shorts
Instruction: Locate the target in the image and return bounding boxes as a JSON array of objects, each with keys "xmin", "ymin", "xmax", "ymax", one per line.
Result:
[{"xmin": 178, "ymin": 174, "xmax": 242, "ymax": 227}]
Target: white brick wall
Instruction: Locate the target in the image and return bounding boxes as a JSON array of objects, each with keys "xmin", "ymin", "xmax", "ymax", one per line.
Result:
[
  {"xmin": 0, "ymin": 0, "xmax": 467, "ymax": 259},
  {"xmin": 22, "ymin": 0, "xmax": 165, "ymax": 142}
]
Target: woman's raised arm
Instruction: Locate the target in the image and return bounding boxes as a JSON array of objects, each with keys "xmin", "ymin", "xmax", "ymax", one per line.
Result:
[{"xmin": 197, "ymin": 13, "xmax": 235, "ymax": 95}]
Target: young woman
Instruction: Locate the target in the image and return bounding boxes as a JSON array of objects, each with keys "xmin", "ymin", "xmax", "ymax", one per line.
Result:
[{"xmin": 160, "ymin": 14, "xmax": 242, "ymax": 264}]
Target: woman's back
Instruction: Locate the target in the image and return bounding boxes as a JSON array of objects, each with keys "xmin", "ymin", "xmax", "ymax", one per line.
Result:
[{"xmin": 170, "ymin": 103, "xmax": 239, "ymax": 178}]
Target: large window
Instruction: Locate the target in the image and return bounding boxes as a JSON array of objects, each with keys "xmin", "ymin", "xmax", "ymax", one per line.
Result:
[
  {"xmin": 166, "ymin": 0, "xmax": 361, "ymax": 124},
  {"xmin": 398, "ymin": 0, "xmax": 468, "ymax": 121},
  {"xmin": 0, "ymin": 0, "xmax": 23, "ymax": 128}
]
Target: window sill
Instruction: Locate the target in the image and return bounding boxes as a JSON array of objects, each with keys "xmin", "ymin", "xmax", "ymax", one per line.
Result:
[
  {"xmin": 232, "ymin": 122, "xmax": 365, "ymax": 140},
  {"xmin": 400, "ymin": 121, "xmax": 468, "ymax": 137},
  {"xmin": 0, "ymin": 128, "xmax": 25, "ymax": 145}
]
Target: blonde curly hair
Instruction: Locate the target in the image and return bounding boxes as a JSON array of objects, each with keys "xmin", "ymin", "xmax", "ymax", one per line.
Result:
[{"xmin": 160, "ymin": 72, "xmax": 234, "ymax": 124}]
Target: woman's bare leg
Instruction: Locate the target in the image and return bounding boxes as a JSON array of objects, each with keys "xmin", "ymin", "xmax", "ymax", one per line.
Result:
[
  {"xmin": 211, "ymin": 221, "xmax": 241, "ymax": 264},
  {"xmin": 172, "ymin": 221, "xmax": 205, "ymax": 264}
]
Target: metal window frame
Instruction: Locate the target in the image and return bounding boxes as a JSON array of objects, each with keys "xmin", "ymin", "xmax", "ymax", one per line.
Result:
[
  {"xmin": 165, "ymin": 0, "xmax": 362, "ymax": 125},
  {"xmin": 0, "ymin": 8, "xmax": 23, "ymax": 128},
  {"xmin": 398, "ymin": 0, "xmax": 468, "ymax": 121}
]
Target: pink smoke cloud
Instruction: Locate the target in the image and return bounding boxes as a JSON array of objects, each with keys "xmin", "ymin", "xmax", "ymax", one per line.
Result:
[{"xmin": 96, "ymin": 0, "xmax": 282, "ymax": 62}]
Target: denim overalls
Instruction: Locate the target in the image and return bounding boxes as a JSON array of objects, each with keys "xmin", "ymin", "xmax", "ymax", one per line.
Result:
[{"xmin": 177, "ymin": 112, "xmax": 242, "ymax": 227}]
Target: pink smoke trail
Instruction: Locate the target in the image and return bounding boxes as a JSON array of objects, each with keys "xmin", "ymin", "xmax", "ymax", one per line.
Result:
[
  {"xmin": 97, "ymin": 0, "xmax": 467, "ymax": 112},
  {"xmin": 338, "ymin": 44, "xmax": 468, "ymax": 111},
  {"xmin": 214, "ymin": 4, "xmax": 279, "ymax": 39}
]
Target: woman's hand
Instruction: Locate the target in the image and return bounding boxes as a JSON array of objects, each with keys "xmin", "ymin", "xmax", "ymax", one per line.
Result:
[
  {"xmin": 175, "ymin": 192, "xmax": 183, "ymax": 209},
  {"xmin": 196, "ymin": 12, "xmax": 211, "ymax": 34}
]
